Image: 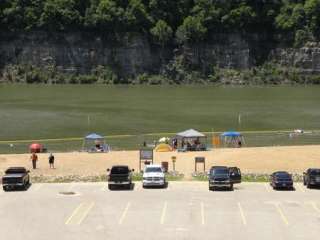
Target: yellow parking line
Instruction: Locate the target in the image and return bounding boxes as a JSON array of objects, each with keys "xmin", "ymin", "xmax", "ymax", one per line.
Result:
[
  {"xmin": 77, "ymin": 202, "xmax": 95, "ymax": 225},
  {"xmin": 310, "ymin": 202, "xmax": 320, "ymax": 214},
  {"xmin": 275, "ymin": 204, "xmax": 289, "ymax": 226},
  {"xmin": 160, "ymin": 201, "xmax": 168, "ymax": 225},
  {"xmin": 33, "ymin": 184, "xmax": 43, "ymax": 191},
  {"xmin": 118, "ymin": 202, "xmax": 131, "ymax": 225},
  {"xmin": 200, "ymin": 202, "xmax": 205, "ymax": 225},
  {"xmin": 65, "ymin": 202, "xmax": 95, "ymax": 225},
  {"xmin": 296, "ymin": 183, "xmax": 305, "ymax": 193},
  {"xmin": 238, "ymin": 202, "xmax": 247, "ymax": 226},
  {"xmin": 264, "ymin": 183, "xmax": 271, "ymax": 192},
  {"xmin": 65, "ymin": 203, "xmax": 85, "ymax": 225}
]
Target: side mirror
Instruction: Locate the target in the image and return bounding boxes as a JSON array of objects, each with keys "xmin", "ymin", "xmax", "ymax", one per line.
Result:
[
  {"xmin": 131, "ymin": 169, "xmax": 135, "ymax": 172},
  {"xmin": 107, "ymin": 168, "xmax": 110, "ymax": 172},
  {"xmin": 27, "ymin": 170, "xmax": 30, "ymax": 173}
]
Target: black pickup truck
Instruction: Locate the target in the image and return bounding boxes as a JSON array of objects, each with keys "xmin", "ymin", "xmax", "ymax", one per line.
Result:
[
  {"xmin": 208, "ymin": 166, "xmax": 241, "ymax": 191},
  {"xmin": 2, "ymin": 167, "xmax": 30, "ymax": 191},
  {"xmin": 107, "ymin": 165, "xmax": 134, "ymax": 190},
  {"xmin": 303, "ymin": 168, "xmax": 320, "ymax": 188}
]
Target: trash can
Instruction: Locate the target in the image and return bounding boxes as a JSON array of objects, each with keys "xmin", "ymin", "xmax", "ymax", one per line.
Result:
[{"xmin": 161, "ymin": 162, "xmax": 169, "ymax": 173}]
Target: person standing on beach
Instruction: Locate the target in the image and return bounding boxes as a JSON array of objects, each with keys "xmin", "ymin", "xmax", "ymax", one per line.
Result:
[
  {"xmin": 30, "ymin": 152, "xmax": 38, "ymax": 169},
  {"xmin": 49, "ymin": 153, "xmax": 55, "ymax": 169}
]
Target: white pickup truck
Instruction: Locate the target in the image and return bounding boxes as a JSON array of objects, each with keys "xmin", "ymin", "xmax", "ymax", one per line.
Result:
[{"xmin": 142, "ymin": 164, "xmax": 166, "ymax": 188}]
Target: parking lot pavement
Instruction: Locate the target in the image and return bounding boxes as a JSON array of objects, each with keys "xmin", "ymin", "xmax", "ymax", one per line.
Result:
[{"xmin": 1, "ymin": 182, "xmax": 320, "ymax": 240}]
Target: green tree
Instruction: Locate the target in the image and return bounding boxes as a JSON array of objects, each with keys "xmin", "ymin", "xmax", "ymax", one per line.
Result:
[
  {"xmin": 176, "ymin": 15, "xmax": 207, "ymax": 43},
  {"xmin": 125, "ymin": 0, "xmax": 150, "ymax": 32},
  {"xmin": 221, "ymin": 3, "xmax": 256, "ymax": 31},
  {"xmin": 304, "ymin": 0, "xmax": 320, "ymax": 38},
  {"xmin": 150, "ymin": 20, "xmax": 173, "ymax": 46},
  {"xmin": 39, "ymin": 0, "xmax": 81, "ymax": 31},
  {"xmin": 150, "ymin": 19, "xmax": 172, "ymax": 63},
  {"xmin": 275, "ymin": 3, "xmax": 306, "ymax": 32}
]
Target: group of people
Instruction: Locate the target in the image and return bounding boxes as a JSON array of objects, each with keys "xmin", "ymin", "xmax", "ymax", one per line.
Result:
[
  {"xmin": 30, "ymin": 152, "xmax": 55, "ymax": 169},
  {"xmin": 181, "ymin": 138, "xmax": 203, "ymax": 151}
]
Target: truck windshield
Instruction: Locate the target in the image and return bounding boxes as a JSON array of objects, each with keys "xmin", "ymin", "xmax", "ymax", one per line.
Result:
[
  {"xmin": 5, "ymin": 168, "xmax": 26, "ymax": 174},
  {"xmin": 211, "ymin": 168, "xmax": 229, "ymax": 175},
  {"xmin": 145, "ymin": 167, "xmax": 162, "ymax": 173},
  {"xmin": 310, "ymin": 170, "xmax": 320, "ymax": 175},
  {"xmin": 111, "ymin": 167, "xmax": 129, "ymax": 174}
]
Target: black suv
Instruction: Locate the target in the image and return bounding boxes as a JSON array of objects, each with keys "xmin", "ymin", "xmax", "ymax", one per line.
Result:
[
  {"xmin": 107, "ymin": 165, "xmax": 134, "ymax": 190},
  {"xmin": 270, "ymin": 171, "xmax": 294, "ymax": 190},
  {"xmin": 208, "ymin": 166, "xmax": 241, "ymax": 191},
  {"xmin": 303, "ymin": 168, "xmax": 320, "ymax": 188},
  {"xmin": 2, "ymin": 167, "xmax": 30, "ymax": 191}
]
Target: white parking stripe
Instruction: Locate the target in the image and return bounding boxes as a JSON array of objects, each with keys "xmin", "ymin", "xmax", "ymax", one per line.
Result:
[
  {"xmin": 160, "ymin": 201, "xmax": 167, "ymax": 224},
  {"xmin": 238, "ymin": 202, "xmax": 247, "ymax": 226},
  {"xmin": 200, "ymin": 202, "xmax": 205, "ymax": 225},
  {"xmin": 118, "ymin": 202, "xmax": 131, "ymax": 225}
]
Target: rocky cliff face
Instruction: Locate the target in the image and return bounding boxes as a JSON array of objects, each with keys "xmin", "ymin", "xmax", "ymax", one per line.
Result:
[
  {"xmin": 270, "ymin": 43, "xmax": 320, "ymax": 73},
  {"xmin": 0, "ymin": 32, "xmax": 319, "ymax": 77}
]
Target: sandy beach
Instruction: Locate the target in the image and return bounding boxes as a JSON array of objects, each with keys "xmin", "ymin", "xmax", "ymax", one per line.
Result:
[{"xmin": 1, "ymin": 145, "xmax": 320, "ymax": 177}]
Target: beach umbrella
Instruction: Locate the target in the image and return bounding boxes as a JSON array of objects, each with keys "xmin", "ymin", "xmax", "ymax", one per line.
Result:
[{"xmin": 29, "ymin": 143, "xmax": 43, "ymax": 153}]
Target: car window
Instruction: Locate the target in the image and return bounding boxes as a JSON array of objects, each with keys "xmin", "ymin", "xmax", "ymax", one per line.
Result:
[
  {"xmin": 145, "ymin": 167, "xmax": 162, "ymax": 173},
  {"xmin": 275, "ymin": 173, "xmax": 291, "ymax": 179},
  {"xmin": 111, "ymin": 167, "xmax": 129, "ymax": 174},
  {"xmin": 211, "ymin": 168, "xmax": 229, "ymax": 175},
  {"xmin": 310, "ymin": 169, "xmax": 320, "ymax": 175}
]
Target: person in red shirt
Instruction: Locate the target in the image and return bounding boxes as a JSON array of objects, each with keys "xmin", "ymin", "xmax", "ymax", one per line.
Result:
[{"xmin": 30, "ymin": 152, "xmax": 38, "ymax": 169}]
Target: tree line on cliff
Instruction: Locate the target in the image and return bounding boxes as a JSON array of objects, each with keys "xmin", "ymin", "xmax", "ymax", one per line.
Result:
[{"xmin": 0, "ymin": 0, "xmax": 319, "ymax": 47}]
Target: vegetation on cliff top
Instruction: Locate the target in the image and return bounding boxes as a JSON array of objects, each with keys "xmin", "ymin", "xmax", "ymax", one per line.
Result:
[{"xmin": 0, "ymin": 0, "xmax": 319, "ymax": 47}]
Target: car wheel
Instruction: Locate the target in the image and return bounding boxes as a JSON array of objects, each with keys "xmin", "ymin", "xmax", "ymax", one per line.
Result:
[
  {"xmin": 3, "ymin": 186, "xmax": 8, "ymax": 192},
  {"xmin": 230, "ymin": 184, "xmax": 234, "ymax": 191},
  {"xmin": 307, "ymin": 183, "xmax": 311, "ymax": 189},
  {"xmin": 303, "ymin": 179, "xmax": 306, "ymax": 185},
  {"xmin": 108, "ymin": 185, "xmax": 114, "ymax": 190}
]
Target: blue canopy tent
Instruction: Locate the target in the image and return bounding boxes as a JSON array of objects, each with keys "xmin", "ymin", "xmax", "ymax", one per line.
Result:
[
  {"xmin": 83, "ymin": 133, "xmax": 109, "ymax": 152},
  {"xmin": 220, "ymin": 131, "xmax": 244, "ymax": 147}
]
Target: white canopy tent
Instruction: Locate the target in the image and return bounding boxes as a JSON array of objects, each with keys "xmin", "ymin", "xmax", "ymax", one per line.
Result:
[{"xmin": 175, "ymin": 129, "xmax": 207, "ymax": 151}]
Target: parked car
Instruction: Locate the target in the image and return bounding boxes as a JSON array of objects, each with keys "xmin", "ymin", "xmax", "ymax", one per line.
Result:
[
  {"xmin": 142, "ymin": 164, "xmax": 166, "ymax": 188},
  {"xmin": 2, "ymin": 167, "xmax": 30, "ymax": 191},
  {"xmin": 208, "ymin": 166, "xmax": 241, "ymax": 191},
  {"xmin": 270, "ymin": 171, "xmax": 294, "ymax": 190},
  {"xmin": 107, "ymin": 165, "xmax": 134, "ymax": 190},
  {"xmin": 303, "ymin": 168, "xmax": 320, "ymax": 188}
]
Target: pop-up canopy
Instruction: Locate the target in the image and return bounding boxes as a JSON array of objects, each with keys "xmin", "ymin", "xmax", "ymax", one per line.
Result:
[
  {"xmin": 221, "ymin": 131, "xmax": 241, "ymax": 137},
  {"xmin": 175, "ymin": 129, "xmax": 207, "ymax": 151},
  {"xmin": 83, "ymin": 133, "xmax": 109, "ymax": 152},
  {"xmin": 220, "ymin": 131, "xmax": 244, "ymax": 147},
  {"xmin": 176, "ymin": 129, "xmax": 205, "ymax": 138},
  {"xmin": 85, "ymin": 133, "xmax": 104, "ymax": 140}
]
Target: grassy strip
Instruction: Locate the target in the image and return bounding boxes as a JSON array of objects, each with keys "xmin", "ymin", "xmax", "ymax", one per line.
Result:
[
  {"xmin": 29, "ymin": 172, "xmax": 184, "ymax": 183},
  {"xmin": 192, "ymin": 173, "xmax": 303, "ymax": 182}
]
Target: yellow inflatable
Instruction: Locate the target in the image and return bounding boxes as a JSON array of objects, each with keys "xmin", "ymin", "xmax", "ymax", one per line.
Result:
[{"xmin": 155, "ymin": 143, "xmax": 173, "ymax": 152}]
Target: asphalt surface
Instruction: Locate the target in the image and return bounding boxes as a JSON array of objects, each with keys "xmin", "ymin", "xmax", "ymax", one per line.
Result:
[{"xmin": 1, "ymin": 182, "xmax": 320, "ymax": 240}]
